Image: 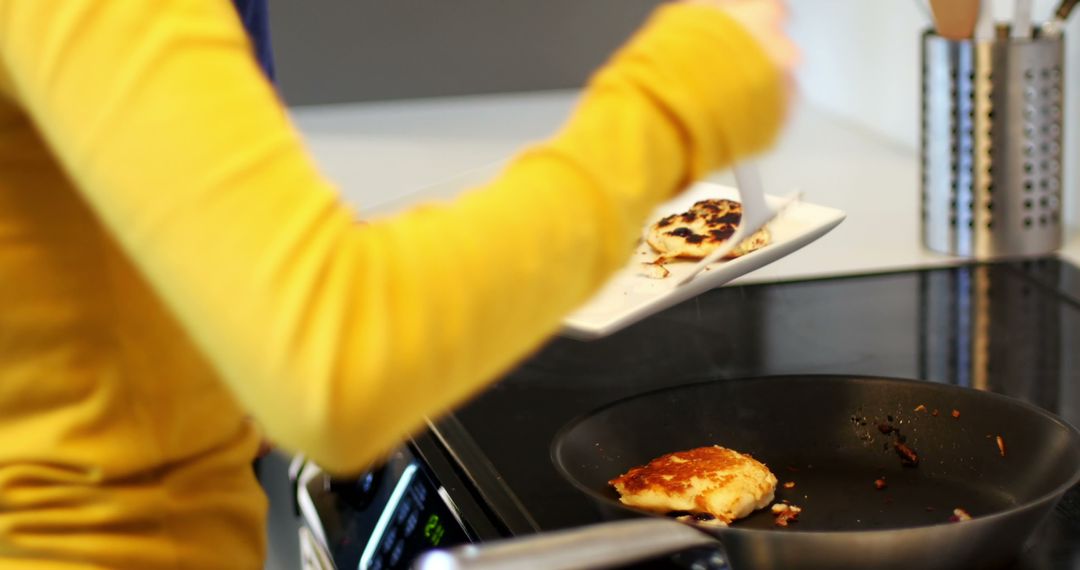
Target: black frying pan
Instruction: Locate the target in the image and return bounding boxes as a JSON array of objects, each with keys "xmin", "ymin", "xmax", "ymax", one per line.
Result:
[
  {"xmin": 549, "ymin": 375, "xmax": 1080, "ymax": 569},
  {"xmin": 417, "ymin": 375, "xmax": 1080, "ymax": 570}
]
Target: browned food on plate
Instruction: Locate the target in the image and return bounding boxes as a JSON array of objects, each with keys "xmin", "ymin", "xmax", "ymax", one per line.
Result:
[
  {"xmin": 874, "ymin": 477, "xmax": 887, "ymax": 490},
  {"xmin": 640, "ymin": 257, "xmax": 671, "ymax": 279},
  {"xmin": 914, "ymin": 404, "xmax": 927, "ymax": 412},
  {"xmin": 952, "ymin": 409, "xmax": 961, "ymax": 419},
  {"xmin": 646, "ymin": 199, "xmax": 771, "ymax": 261},
  {"xmin": 782, "ymin": 481, "xmax": 796, "ymax": 489},
  {"xmin": 771, "ymin": 503, "xmax": 802, "ymax": 527},
  {"xmin": 996, "ymin": 435, "xmax": 1006, "ymax": 457},
  {"xmin": 609, "ymin": 445, "xmax": 777, "ymax": 526}
]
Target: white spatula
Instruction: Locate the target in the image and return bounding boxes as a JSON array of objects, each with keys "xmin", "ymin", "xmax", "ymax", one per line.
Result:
[
  {"xmin": 1012, "ymin": 0, "xmax": 1034, "ymax": 38},
  {"xmin": 675, "ymin": 162, "xmax": 800, "ymax": 287}
]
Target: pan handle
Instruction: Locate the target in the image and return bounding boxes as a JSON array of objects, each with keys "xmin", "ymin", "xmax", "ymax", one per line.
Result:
[{"xmin": 412, "ymin": 518, "xmax": 720, "ymax": 570}]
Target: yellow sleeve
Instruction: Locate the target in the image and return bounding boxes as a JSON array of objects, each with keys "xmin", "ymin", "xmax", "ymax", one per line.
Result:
[{"xmin": 0, "ymin": 0, "xmax": 783, "ymax": 473}]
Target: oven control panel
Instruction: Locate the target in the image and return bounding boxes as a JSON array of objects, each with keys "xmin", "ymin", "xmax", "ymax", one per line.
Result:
[{"xmin": 296, "ymin": 446, "xmax": 471, "ymax": 570}]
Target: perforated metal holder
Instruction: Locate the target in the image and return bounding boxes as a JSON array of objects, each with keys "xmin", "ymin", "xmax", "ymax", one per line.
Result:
[{"xmin": 922, "ymin": 28, "xmax": 1064, "ymax": 257}]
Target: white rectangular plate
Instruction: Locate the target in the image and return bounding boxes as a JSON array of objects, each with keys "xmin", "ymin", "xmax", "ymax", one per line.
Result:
[{"xmin": 562, "ymin": 182, "xmax": 846, "ymax": 340}]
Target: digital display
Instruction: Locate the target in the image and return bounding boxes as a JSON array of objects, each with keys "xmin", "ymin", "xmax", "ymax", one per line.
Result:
[
  {"xmin": 423, "ymin": 514, "xmax": 445, "ymax": 547},
  {"xmin": 326, "ymin": 450, "xmax": 470, "ymax": 570}
]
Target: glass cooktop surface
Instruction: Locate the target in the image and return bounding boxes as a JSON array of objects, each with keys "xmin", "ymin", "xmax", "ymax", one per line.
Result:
[{"xmin": 438, "ymin": 259, "xmax": 1080, "ymax": 569}]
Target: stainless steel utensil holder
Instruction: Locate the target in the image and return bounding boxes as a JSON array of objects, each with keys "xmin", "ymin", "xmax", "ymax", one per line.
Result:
[{"xmin": 921, "ymin": 28, "xmax": 1064, "ymax": 257}]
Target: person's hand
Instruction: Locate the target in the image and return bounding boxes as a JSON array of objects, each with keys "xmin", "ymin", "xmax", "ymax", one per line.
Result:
[{"xmin": 681, "ymin": 0, "xmax": 799, "ymax": 98}]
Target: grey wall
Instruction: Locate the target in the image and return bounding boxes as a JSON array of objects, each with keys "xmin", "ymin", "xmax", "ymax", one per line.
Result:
[{"xmin": 268, "ymin": 1, "xmax": 663, "ymax": 105}]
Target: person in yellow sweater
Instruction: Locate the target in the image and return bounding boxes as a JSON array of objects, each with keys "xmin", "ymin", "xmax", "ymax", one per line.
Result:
[{"xmin": 0, "ymin": 0, "xmax": 795, "ymax": 567}]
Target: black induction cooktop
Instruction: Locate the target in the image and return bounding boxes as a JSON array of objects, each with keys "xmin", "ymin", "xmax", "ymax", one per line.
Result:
[{"xmin": 429, "ymin": 259, "xmax": 1080, "ymax": 569}]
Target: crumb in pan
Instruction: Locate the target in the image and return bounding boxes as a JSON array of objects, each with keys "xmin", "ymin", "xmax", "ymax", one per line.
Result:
[
  {"xmin": 667, "ymin": 510, "xmax": 728, "ymax": 528},
  {"xmin": 771, "ymin": 502, "xmax": 802, "ymax": 527},
  {"xmin": 894, "ymin": 441, "xmax": 919, "ymax": 466},
  {"xmin": 949, "ymin": 508, "xmax": 973, "ymax": 522}
]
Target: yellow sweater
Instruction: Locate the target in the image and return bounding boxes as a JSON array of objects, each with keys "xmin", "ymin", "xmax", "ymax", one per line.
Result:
[{"xmin": 0, "ymin": 0, "xmax": 782, "ymax": 567}]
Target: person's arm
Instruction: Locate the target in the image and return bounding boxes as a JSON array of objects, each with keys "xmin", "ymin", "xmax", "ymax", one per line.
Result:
[{"xmin": 0, "ymin": 0, "xmax": 783, "ymax": 473}]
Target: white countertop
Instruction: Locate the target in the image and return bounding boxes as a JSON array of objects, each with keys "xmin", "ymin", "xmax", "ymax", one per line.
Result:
[{"xmin": 291, "ymin": 90, "xmax": 1080, "ymax": 285}]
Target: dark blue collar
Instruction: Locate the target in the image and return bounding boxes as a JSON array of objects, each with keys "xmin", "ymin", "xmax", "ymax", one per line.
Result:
[{"xmin": 232, "ymin": 0, "xmax": 275, "ymax": 81}]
